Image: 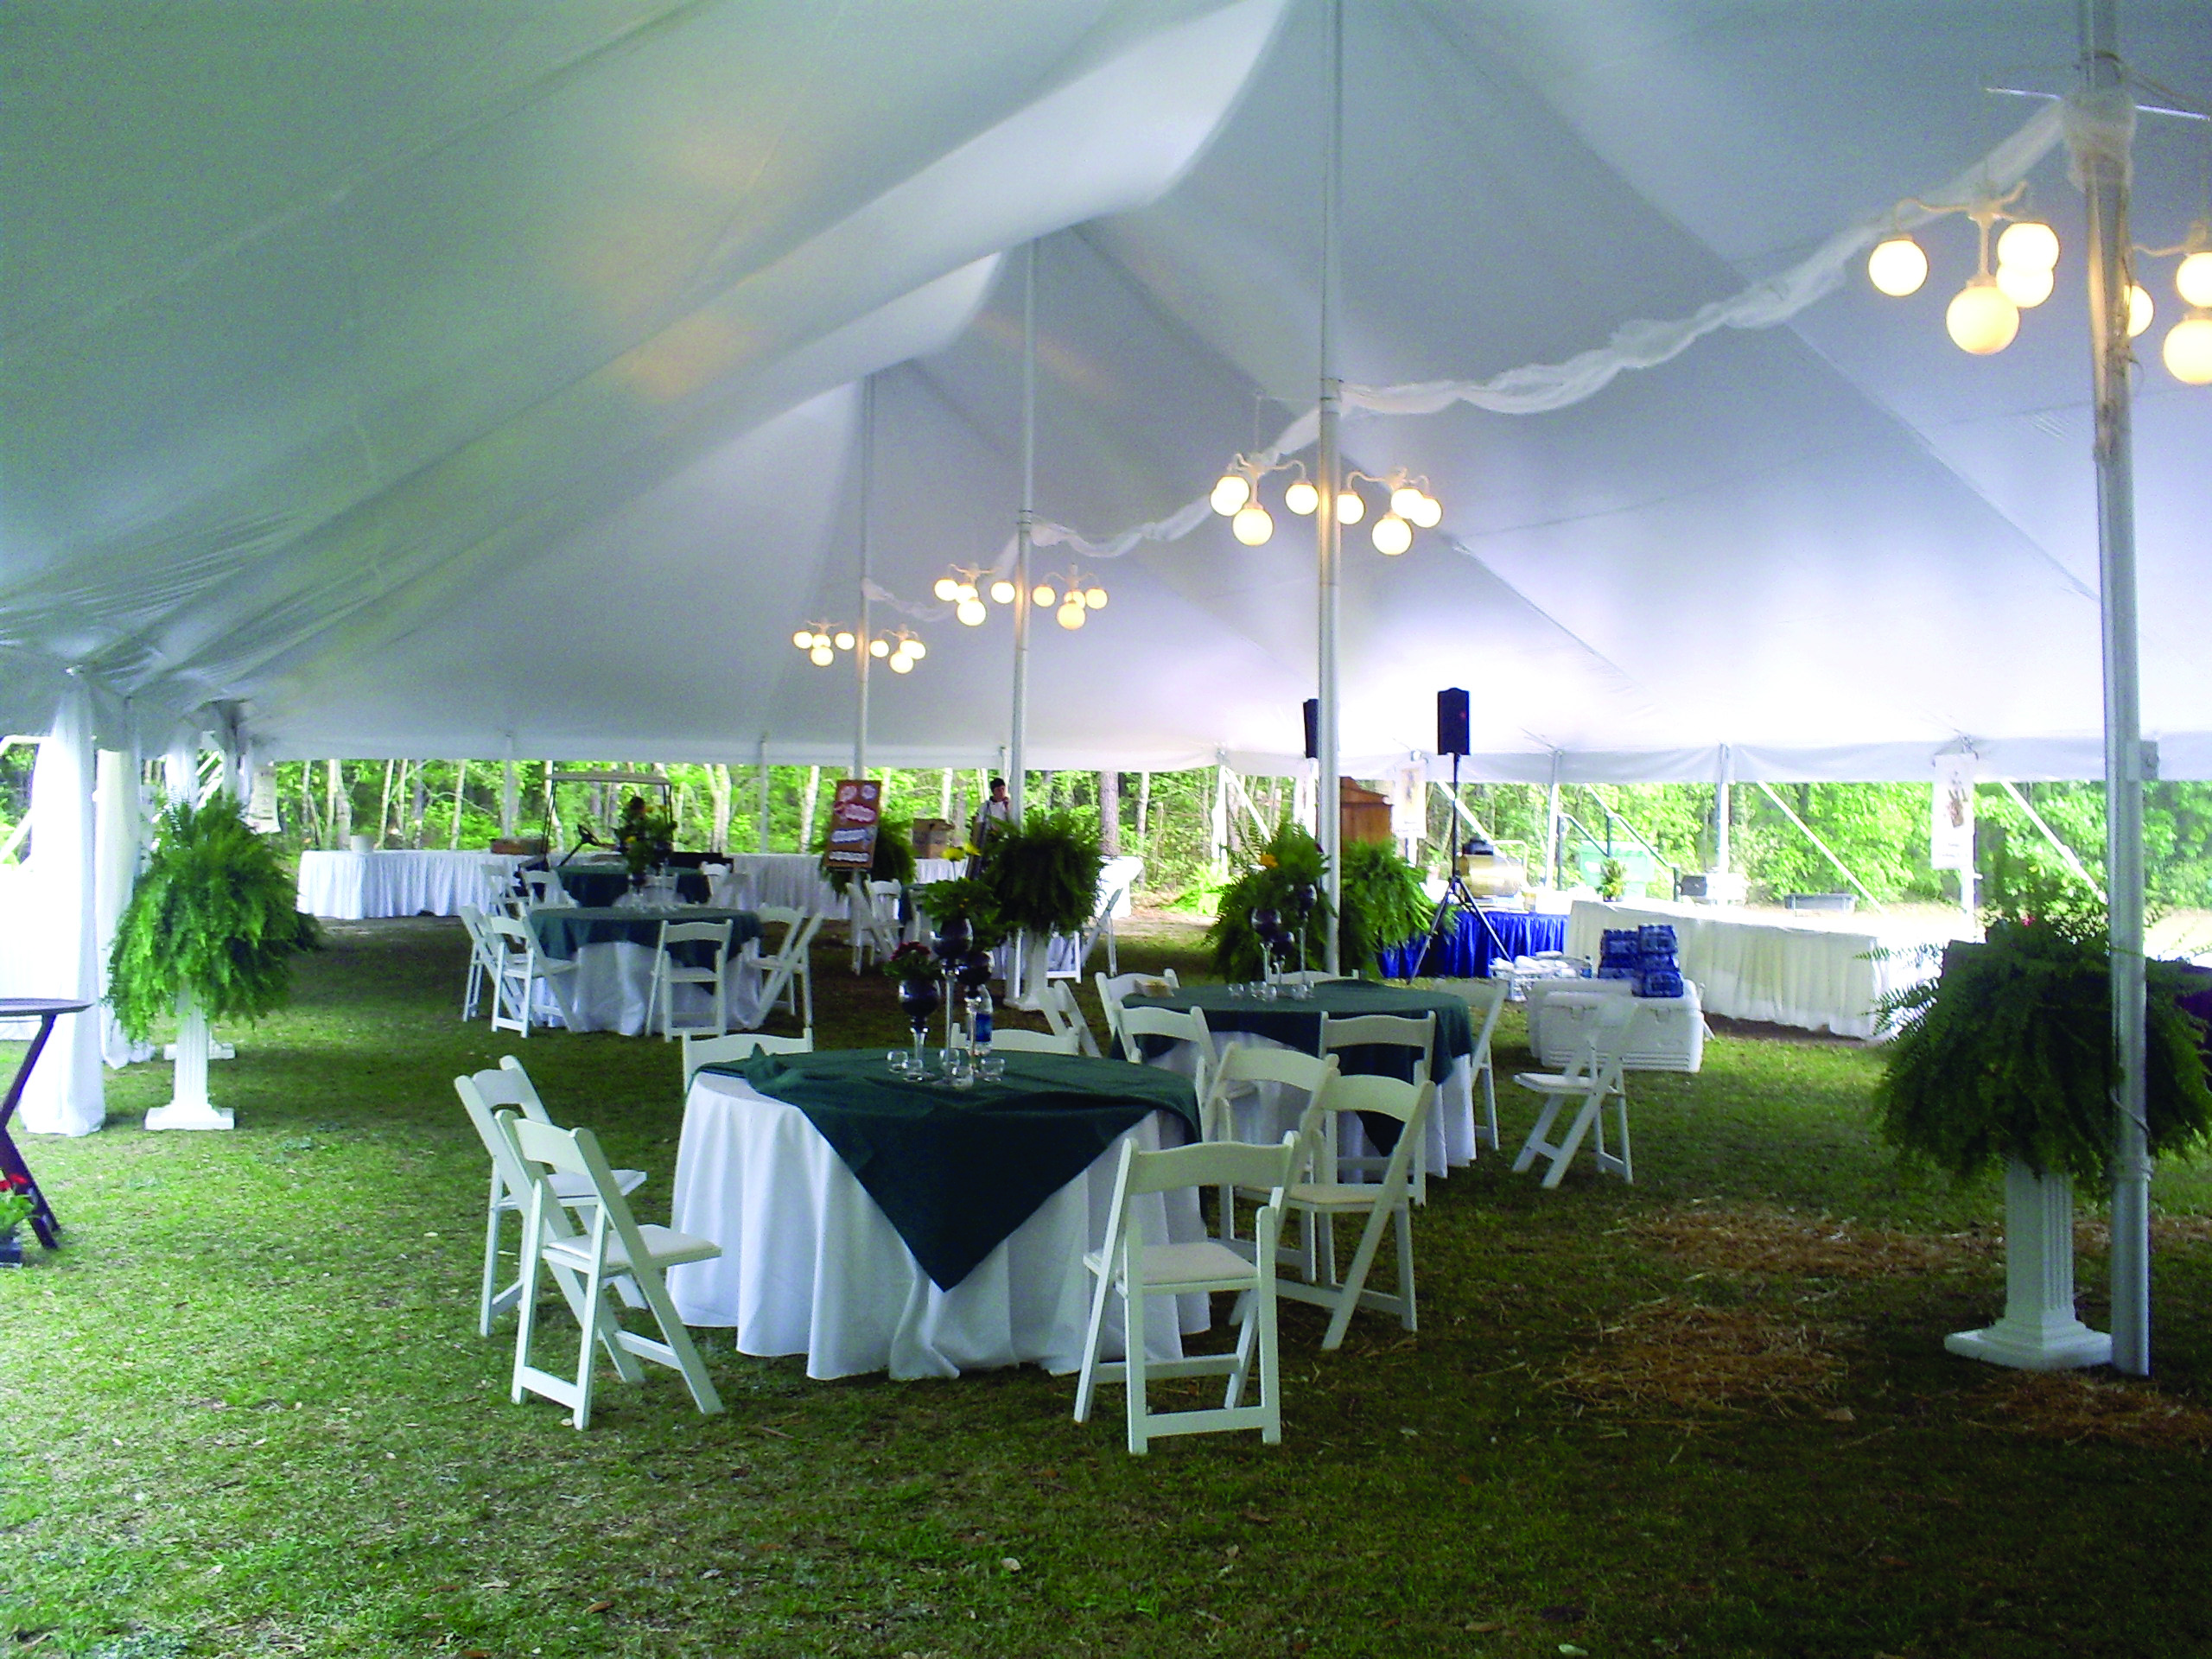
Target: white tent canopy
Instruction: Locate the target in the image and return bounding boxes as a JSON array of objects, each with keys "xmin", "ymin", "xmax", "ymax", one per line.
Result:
[{"xmin": 5, "ymin": 1, "xmax": 2209, "ymax": 782}]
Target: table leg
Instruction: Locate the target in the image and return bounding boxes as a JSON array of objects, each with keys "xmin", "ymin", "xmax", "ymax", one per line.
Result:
[{"xmin": 0, "ymin": 1014, "xmax": 66, "ymax": 1249}]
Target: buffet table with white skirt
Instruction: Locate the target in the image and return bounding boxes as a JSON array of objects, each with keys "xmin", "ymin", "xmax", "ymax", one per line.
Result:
[{"xmin": 296, "ymin": 849, "xmax": 528, "ymax": 919}]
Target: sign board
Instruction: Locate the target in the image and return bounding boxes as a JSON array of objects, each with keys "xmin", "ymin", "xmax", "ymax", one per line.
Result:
[
  {"xmin": 246, "ymin": 763, "xmax": 283, "ymax": 834},
  {"xmin": 1930, "ymin": 754, "xmax": 1976, "ymax": 871},
  {"xmin": 1387, "ymin": 760, "xmax": 1428, "ymax": 846},
  {"xmin": 822, "ymin": 779, "xmax": 882, "ymax": 872}
]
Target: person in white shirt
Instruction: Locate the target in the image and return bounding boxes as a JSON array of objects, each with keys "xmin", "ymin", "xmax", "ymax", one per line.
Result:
[{"xmin": 969, "ymin": 776, "xmax": 1013, "ymax": 854}]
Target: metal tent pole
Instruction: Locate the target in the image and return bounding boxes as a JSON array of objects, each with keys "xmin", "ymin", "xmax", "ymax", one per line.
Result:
[
  {"xmin": 1315, "ymin": 0, "xmax": 1344, "ymax": 975},
  {"xmin": 2080, "ymin": 0, "xmax": 2151, "ymax": 1376},
  {"xmin": 855, "ymin": 377, "xmax": 874, "ymax": 779},
  {"xmin": 1010, "ymin": 242, "xmax": 1037, "ymax": 820},
  {"xmin": 1716, "ymin": 745, "xmax": 1733, "ymax": 874}
]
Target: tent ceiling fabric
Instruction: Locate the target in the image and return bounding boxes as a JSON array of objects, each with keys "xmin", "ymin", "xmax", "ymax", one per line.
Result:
[{"xmin": 3, "ymin": 1, "xmax": 2208, "ymax": 781}]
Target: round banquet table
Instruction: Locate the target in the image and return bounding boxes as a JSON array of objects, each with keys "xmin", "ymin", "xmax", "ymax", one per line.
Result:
[
  {"xmin": 1122, "ymin": 980, "xmax": 1484, "ymax": 1173},
  {"xmin": 527, "ymin": 907, "xmax": 760, "ymax": 1035},
  {"xmin": 666, "ymin": 1051, "xmax": 1209, "ymax": 1380}
]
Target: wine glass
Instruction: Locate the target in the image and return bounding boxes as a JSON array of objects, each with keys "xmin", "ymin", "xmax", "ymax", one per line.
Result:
[{"xmin": 897, "ymin": 975, "xmax": 942, "ymax": 1074}]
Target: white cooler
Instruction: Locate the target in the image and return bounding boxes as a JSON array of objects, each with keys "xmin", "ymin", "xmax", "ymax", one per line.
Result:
[{"xmin": 1527, "ymin": 976, "xmax": 1706, "ymax": 1073}]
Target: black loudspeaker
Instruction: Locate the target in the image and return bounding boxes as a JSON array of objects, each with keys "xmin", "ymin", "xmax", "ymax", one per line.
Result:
[
  {"xmin": 1302, "ymin": 697, "xmax": 1319, "ymax": 760},
  {"xmin": 1437, "ymin": 687, "xmax": 1471, "ymax": 757}
]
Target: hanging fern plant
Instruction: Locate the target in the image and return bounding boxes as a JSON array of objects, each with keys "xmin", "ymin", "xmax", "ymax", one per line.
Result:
[
  {"xmin": 107, "ymin": 796, "xmax": 320, "ymax": 1042},
  {"xmin": 1339, "ymin": 839, "xmax": 1434, "ymax": 976},
  {"xmin": 1206, "ymin": 823, "xmax": 1332, "ymax": 981},
  {"xmin": 976, "ymin": 810, "xmax": 1101, "ymax": 938}
]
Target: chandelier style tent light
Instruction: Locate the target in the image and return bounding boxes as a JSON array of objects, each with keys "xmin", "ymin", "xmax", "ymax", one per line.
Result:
[
  {"xmin": 931, "ymin": 561, "xmax": 1107, "ymax": 630},
  {"xmin": 1868, "ymin": 187, "xmax": 2212, "ymax": 379},
  {"xmin": 791, "ymin": 623, "xmax": 926, "ymax": 673},
  {"xmin": 1209, "ymin": 456, "xmax": 1441, "ymax": 555}
]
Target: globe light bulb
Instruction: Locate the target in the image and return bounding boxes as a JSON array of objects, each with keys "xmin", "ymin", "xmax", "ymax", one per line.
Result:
[
  {"xmin": 1996, "ymin": 259, "xmax": 2054, "ymax": 308},
  {"xmin": 1996, "ymin": 219, "xmax": 2059, "ymax": 272},
  {"xmin": 1945, "ymin": 276, "xmax": 2019, "ymax": 355},
  {"xmin": 956, "ymin": 582, "xmax": 977, "ymax": 602},
  {"xmin": 810, "ymin": 632, "xmax": 831, "ymax": 651},
  {"xmin": 1084, "ymin": 586, "xmax": 1108, "ymax": 609},
  {"xmin": 932, "ymin": 576, "xmax": 959, "ymax": 601},
  {"xmin": 834, "ymin": 631, "xmax": 855, "ymax": 652},
  {"xmin": 810, "ymin": 645, "xmax": 833, "ymax": 666},
  {"xmin": 1032, "ymin": 583, "xmax": 1057, "ymax": 607},
  {"xmin": 1231, "ymin": 503, "xmax": 1274, "ymax": 546},
  {"xmin": 1867, "ymin": 235, "xmax": 1929, "ymax": 297},
  {"xmin": 957, "ymin": 599, "xmax": 987, "ymax": 626},
  {"xmin": 2177, "ymin": 251, "xmax": 2212, "ymax": 310},
  {"xmin": 888, "ymin": 652, "xmax": 914, "ymax": 674},
  {"xmin": 869, "ymin": 637, "xmax": 889, "ymax": 658},
  {"xmin": 1408, "ymin": 491, "xmax": 1443, "ymax": 529},
  {"xmin": 1057, "ymin": 600, "xmax": 1085, "ymax": 630},
  {"xmin": 1284, "ymin": 479, "xmax": 1319, "ymax": 515},
  {"xmin": 989, "ymin": 579, "xmax": 1016, "ymax": 604},
  {"xmin": 1211, "ymin": 473, "xmax": 1250, "ymax": 516},
  {"xmin": 1370, "ymin": 513, "xmax": 1413, "ymax": 556},
  {"xmin": 1390, "ymin": 486, "xmax": 1426, "ymax": 519},
  {"xmin": 2128, "ymin": 282, "xmax": 2153, "ymax": 339},
  {"xmin": 1334, "ymin": 489, "xmax": 1364, "ymax": 525},
  {"xmin": 792, "ymin": 629, "xmax": 813, "ymax": 650},
  {"xmin": 903, "ymin": 637, "xmax": 926, "ymax": 660},
  {"xmin": 2164, "ymin": 314, "xmax": 2212, "ymax": 385}
]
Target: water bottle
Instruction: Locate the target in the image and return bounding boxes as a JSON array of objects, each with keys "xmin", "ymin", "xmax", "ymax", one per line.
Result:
[{"xmin": 967, "ymin": 986, "xmax": 994, "ymax": 1067}]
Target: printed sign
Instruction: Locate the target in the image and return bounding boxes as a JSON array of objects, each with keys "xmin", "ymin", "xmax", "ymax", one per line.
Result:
[
  {"xmin": 822, "ymin": 779, "xmax": 882, "ymax": 872},
  {"xmin": 1930, "ymin": 754, "xmax": 1976, "ymax": 871}
]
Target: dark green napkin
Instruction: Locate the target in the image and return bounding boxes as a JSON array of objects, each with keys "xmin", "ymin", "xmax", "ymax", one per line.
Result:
[{"xmin": 704, "ymin": 1050, "xmax": 1198, "ymax": 1291}]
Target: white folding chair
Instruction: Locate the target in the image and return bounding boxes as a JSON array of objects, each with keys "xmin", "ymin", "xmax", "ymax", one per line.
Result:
[
  {"xmin": 1060, "ymin": 856, "xmax": 1144, "ymax": 981},
  {"xmin": 849, "ymin": 879, "xmax": 904, "ymax": 974},
  {"xmin": 1275, "ymin": 1072, "xmax": 1434, "ymax": 1350},
  {"xmin": 1039, "ymin": 979, "xmax": 1103, "ymax": 1057},
  {"xmin": 1118, "ymin": 1004, "xmax": 1217, "ymax": 1098},
  {"xmin": 646, "ymin": 918, "xmax": 732, "ymax": 1041},
  {"xmin": 740, "ymin": 906, "xmax": 822, "ymax": 1033},
  {"xmin": 988, "ymin": 1026, "xmax": 1080, "ymax": 1054},
  {"xmin": 1428, "ymin": 978, "xmax": 1510, "ymax": 1153},
  {"xmin": 501, "ymin": 1113, "xmax": 724, "ymax": 1429},
  {"xmin": 1318, "ymin": 1011, "xmax": 1437, "ymax": 1200},
  {"xmin": 521, "ymin": 868, "xmax": 569, "ymax": 907},
  {"xmin": 1074, "ymin": 1133, "xmax": 1301, "ymax": 1454},
  {"xmin": 454, "ymin": 1064, "xmax": 646, "ymax": 1338},
  {"xmin": 679, "ymin": 1029, "xmax": 815, "ymax": 1091},
  {"xmin": 1511, "ymin": 995, "xmax": 1643, "ymax": 1187},
  {"xmin": 1275, "ymin": 969, "xmax": 1350, "ymax": 988},
  {"xmin": 1095, "ymin": 969, "xmax": 1179, "ymax": 1053},
  {"xmin": 1198, "ymin": 1046, "xmax": 1339, "ymax": 1255},
  {"xmin": 457, "ymin": 906, "xmax": 502, "ymax": 1022},
  {"xmin": 484, "ymin": 912, "xmax": 577, "ymax": 1038}
]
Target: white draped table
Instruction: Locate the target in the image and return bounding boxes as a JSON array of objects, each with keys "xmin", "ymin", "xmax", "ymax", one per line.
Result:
[
  {"xmin": 1565, "ymin": 899, "xmax": 1957, "ymax": 1039},
  {"xmin": 296, "ymin": 849, "xmax": 526, "ymax": 919},
  {"xmin": 666, "ymin": 1067, "xmax": 1206, "ymax": 1381}
]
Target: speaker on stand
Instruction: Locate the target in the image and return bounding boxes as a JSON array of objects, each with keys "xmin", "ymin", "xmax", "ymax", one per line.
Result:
[{"xmin": 1419, "ymin": 687, "xmax": 1510, "ymax": 976}]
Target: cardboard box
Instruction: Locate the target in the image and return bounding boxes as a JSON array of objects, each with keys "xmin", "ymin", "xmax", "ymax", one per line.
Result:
[{"xmin": 911, "ymin": 817, "xmax": 954, "ymax": 858}]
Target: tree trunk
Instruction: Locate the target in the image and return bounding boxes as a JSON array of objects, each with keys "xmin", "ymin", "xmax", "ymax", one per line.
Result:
[
  {"xmin": 450, "ymin": 759, "xmax": 467, "ymax": 849},
  {"xmin": 1099, "ymin": 769, "xmax": 1121, "ymax": 855},
  {"xmin": 1135, "ymin": 770, "xmax": 1152, "ymax": 848},
  {"xmin": 709, "ymin": 765, "xmax": 732, "ymax": 855},
  {"xmin": 377, "ymin": 759, "xmax": 396, "ymax": 848},
  {"xmin": 798, "ymin": 765, "xmax": 822, "ymax": 852}
]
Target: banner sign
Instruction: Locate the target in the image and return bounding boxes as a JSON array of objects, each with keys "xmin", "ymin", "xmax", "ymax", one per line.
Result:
[
  {"xmin": 823, "ymin": 779, "xmax": 882, "ymax": 871},
  {"xmin": 1930, "ymin": 754, "xmax": 1976, "ymax": 871}
]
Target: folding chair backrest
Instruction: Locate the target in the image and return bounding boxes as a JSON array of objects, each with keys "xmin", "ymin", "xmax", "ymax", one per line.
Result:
[
  {"xmin": 1096, "ymin": 969, "xmax": 1179, "ymax": 1047},
  {"xmin": 493, "ymin": 1054, "xmax": 557, "ymax": 1122},
  {"xmin": 459, "ymin": 905, "xmax": 490, "ymax": 953},
  {"xmin": 1117, "ymin": 1004, "xmax": 1216, "ymax": 1076},
  {"xmin": 1459, "ymin": 979, "xmax": 1510, "ymax": 1058},
  {"xmin": 681, "ymin": 1029, "xmax": 816, "ymax": 1087},
  {"xmin": 457, "ymin": 1069, "xmax": 552, "ymax": 1209},
  {"xmin": 1319, "ymin": 1011, "xmax": 1437, "ymax": 1085},
  {"xmin": 658, "ymin": 918, "xmax": 732, "ymax": 957},
  {"xmin": 1111, "ymin": 1134, "xmax": 1300, "ymax": 1206},
  {"xmin": 484, "ymin": 912, "xmax": 534, "ymax": 957},
  {"xmin": 988, "ymin": 1027, "xmax": 1080, "ymax": 1054},
  {"xmin": 1320, "ymin": 1072, "xmax": 1433, "ymax": 1192},
  {"xmin": 1039, "ymin": 980, "xmax": 1102, "ymax": 1057},
  {"xmin": 1202, "ymin": 1046, "xmax": 1338, "ymax": 1160},
  {"xmin": 505, "ymin": 1116, "xmax": 644, "ymax": 1257}
]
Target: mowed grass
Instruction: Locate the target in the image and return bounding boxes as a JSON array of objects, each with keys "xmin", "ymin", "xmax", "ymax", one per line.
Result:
[{"xmin": 5, "ymin": 915, "xmax": 2212, "ymax": 1657}]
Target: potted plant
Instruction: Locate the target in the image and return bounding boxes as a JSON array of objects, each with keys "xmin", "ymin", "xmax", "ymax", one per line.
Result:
[
  {"xmin": 1340, "ymin": 840, "xmax": 1434, "ymax": 978},
  {"xmin": 1875, "ymin": 842, "xmax": 2212, "ymax": 1370},
  {"xmin": 974, "ymin": 810, "xmax": 1101, "ymax": 1008},
  {"xmin": 0, "ymin": 1173, "xmax": 35, "ymax": 1267},
  {"xmin": 1207, "ymin": 823, "xmax": 1331, "ymax": 982},
  {"xmin": 108, "ymin": 795, "xmax": 319, "ymax": 1130}
]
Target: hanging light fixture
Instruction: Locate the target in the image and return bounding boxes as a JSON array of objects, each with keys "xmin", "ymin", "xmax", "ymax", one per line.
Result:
[
  {"xmin": 1231, "ymin": 502, "xmax": 1274, "ymax": 545},
  {"xmin": 1210, "ymin": 454, "xmax": 1440, "ymax": 556},
  {"xmin": 792, "ymin": 620, "xmax": 926, "ymax": 671},
  {"xmin": 1868, "ymin": 233, "xmax": 1929, "ymax": 296}
]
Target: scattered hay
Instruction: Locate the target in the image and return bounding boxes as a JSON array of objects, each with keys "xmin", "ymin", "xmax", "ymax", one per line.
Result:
[
  {"xmin": 1970, "ymin": 1371, "xmax": 2212, "ymax": 1451},
  {"xmin": 1551, "ymin": 1300, "xmax": 1850, "ymax": 1414},
  {"xmin": 1627, "ymin": 1204, "xmax": 1993, "ymax": 1279},
  {"xmin": 2073, "ymin": 1211, "xmax": 2212, "ymax": 1254}
]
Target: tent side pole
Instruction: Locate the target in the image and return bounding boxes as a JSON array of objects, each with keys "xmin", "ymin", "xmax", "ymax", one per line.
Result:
[
  {"xmin": 1998, "ymin": 780, "xmax": 2107, "ymax": 901},
  {"xmin": 1716, "ymin": 745, "xmax": 1733, "ymax": 873},
  {"xmin": 855, "ymin": 377, "xmax": 874, "ymax": 779},
  {"xmin": 1009, "ymin": 241, "xmax": 1036, "ymax": 821},
  {"xmin": 1544, "ymin": 755, "xmax": 1562, "ymax": 889},
  {"xmin": 1751, "ymin": 780, "xmax": 1884, "ymax": 910},
  {"xmin": 2080, "ymin": 0, "xmax": 2150, "ymax": 1376},
  {"xmin": 1314, "ymin": 0, "xmax": 1344, "ymax": 974}
]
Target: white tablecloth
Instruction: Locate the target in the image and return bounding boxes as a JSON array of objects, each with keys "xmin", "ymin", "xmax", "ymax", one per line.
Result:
[
  {"xmin": 713, "ymin": 854, "xmax": 842, "ymax": 913},
  {"xmin": 1565, "ymin": 899, "xmax": 1951, "ymax": 1039},
  {"xmin": 296, "ymin": 850, "xmax": 526, "ymax": 919},
  {"xmin": 666, "ymin": 1071, "xmax": 1206, "ymax": 1381}
]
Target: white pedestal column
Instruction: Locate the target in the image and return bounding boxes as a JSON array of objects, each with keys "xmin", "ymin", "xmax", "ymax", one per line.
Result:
[
  {"xmin": 1007, "ymin": 931, "xmax": 1052, "ymax": 1012},
  {"xmin": 144, "ymin": 991, "xmax": 235, "ymax": 1131},
  {"xmin": 1945, "ymin": 1157, "xmax": 2110, "ymax": 1370}
]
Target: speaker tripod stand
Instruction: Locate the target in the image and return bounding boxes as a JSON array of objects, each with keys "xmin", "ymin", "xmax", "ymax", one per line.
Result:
[{"xmin": 1415, "ymin": 751, "xmax": 1514, "ymax": 978}]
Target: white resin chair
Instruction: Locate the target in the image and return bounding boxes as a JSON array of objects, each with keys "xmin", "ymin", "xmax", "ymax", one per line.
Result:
[
  {"xmin": 1057, "ymin": 855, "xmax": 1144, "ymax": 981},
  {"xmin": 1276, "ymin": 969, "xmax": 1350, "ymax": 988},
  {"xmin": 501, "ymin": 1112, "xmax": 724, "ymax": 1429},
  {"xmin": 988, "ymin": 1026, "xmax": 1080, "ymax": 1054},
  {"xmin": 849, "ymin": 879, "xmax": 905, "ymax": 973},
  {"xmin": 1511, "ymin": 995, "xmax": 1643, "ymax": 1187},
  {"xmin": 1427, "ymin": 978, "xmax": 1510, "ymax": 1153},
  {"xmin": 1074, "ymin": 1133, "xmax": 1301, "ymax": 1454},
  {"xmin": 454, "ymin": 1064, "xmax": 646, "ymax": 1338},
  {"xmin": 679, "ymin": 1029, "xmax": 815, "ymax": 1090},
  {"xmin": 1198, "ymin": 1046, "xmax": 1339, "ymax": 1257},
  {"xmin": 484, "ymin": 912, "xmax": 577, "ymax": 1038},
  {"xmin": 740, "ymin": 906, "xmax": 821, "ymax": 1033},
  {"xmin": 647, "ymin": 918, "xmax": 732, "ymax": 1041},
  {"xmin": 1039, "ymin": 979, "xmax": 1103, "ymax": 1057},
  {"xmin": 457, "ymin": 906, "xmax": 502, "ymax": 1022},
  {"xmin": 1094, "ymin": 968, "xmax": 1179, "ymax": 1052},
  {"xmin": 1117, "ymin": 1003, "xmax": 1217, "ymax": 1097},
  {"xmin": 1318, "ymin": 1011, "xmax": 1436, "ymax": 1199},
  {"xmin": 1275, "ymin": 1072, "xmax": 1434, "ymax": 1350}
]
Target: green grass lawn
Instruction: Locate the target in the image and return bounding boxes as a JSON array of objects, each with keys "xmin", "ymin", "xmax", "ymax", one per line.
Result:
[{"xmin": 5, "ymin": 916, "xmax": 2212, "ymax": 1658}]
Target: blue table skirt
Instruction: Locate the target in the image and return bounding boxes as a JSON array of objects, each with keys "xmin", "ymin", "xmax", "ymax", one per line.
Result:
[
  {"xmin": 1377, "ymin": 906, "xmax": 1567, "ymax": 980},
  {"xmin": 531, "ymin": 907, "xmax": 760, "ymax": 965}
]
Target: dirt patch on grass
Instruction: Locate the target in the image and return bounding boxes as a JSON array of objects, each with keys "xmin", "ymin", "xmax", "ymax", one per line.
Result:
[
  {"xmin": 1970, "ymin": 1371, "xmax": 2212, "ymax": 1451},
  {"xmin": 1552, "ymin": 1300, "xmax": 1851, "ymax": 1413},
  {"xmin": 1628, "ymin": 1204, "xmax": 1994, "ymax": 1279}
]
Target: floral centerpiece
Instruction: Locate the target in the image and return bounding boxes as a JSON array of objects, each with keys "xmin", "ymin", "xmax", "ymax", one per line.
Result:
[
  {"xmin": 616, "ymin": 795, "xmax": 677, "ymax": 884},
  {"xmin": 1207, "ymin": 823, "xmax": 1432, "ymax": 981},
  {"xmin": 0, "ymin": 1173, "xmax": 36, "ymax": 1264}
]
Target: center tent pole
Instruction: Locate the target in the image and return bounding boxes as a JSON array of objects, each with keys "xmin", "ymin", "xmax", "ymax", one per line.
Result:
[
  {"xmin": 2078, "ymin": 0, "xmax": 2150, "ymax": 1376},
  {"xmin": 1315, "ymin": 0, "xmax": 1344, "ymax": 975},
  {"xmin": 855, "ymin": 376, "xmax": 874, "ymax": 780},
  {"xmin": 1009, "ymin": 242, "xmax": 1037, "ymax": 820}
]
